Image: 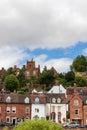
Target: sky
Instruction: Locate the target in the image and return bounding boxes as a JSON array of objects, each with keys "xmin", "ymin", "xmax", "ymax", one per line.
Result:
[{"xmin": 0, "ymin": 0, "xmax": 87, "ymax": 73}]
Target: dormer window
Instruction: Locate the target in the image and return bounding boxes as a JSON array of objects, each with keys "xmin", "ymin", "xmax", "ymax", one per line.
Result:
[
  {"xmin": 6, "ymin": 96, "xmax": 11, "ymax": 103},
  {"xmin": 35, "ymin": 97, "xmax": 39, "ymax": 103},
  {"xmin": 24, "ymin": 97, "xmax": 29, "ymax": 103},
  {"xmin": 52, "ymin": 98, "xmax": 56, "ymax": 103},
  {"xmin": 57, "ymin": 98, "xmax": 61, "ymax": 103}
]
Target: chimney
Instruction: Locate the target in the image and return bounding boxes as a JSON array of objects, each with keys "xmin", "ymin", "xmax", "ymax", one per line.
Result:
[{"xmin": 74, "ymin": 83, "xmax": 78, "ymax": 95}]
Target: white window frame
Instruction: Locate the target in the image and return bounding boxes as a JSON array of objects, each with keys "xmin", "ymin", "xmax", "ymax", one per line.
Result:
[
  {"xmin": 35, "ymin": 97, "xmax": 39, "ymax": 103},
  {"xmin": 24, "ymin": 97, "xmax": 29, "ymax": 103},
  {"xmin": 52, "ymin": 98, "xmax": 56, "ymax": 103},
  {"xmin": 12, "ymin": 107, "xmax": 16, "ymax": 113},
  {"xmin": 6, "ymin": 116, "xmax": 10, "ymax": 123},
  {"xmin": 6, "ymin": 107, "xmax": 10, "ymax": 113},
  {"xmin": 57, "ymin": 98, "xmax": 61, "ymax": 103},
  {"xmin": 6, "ymin": 96, "xmax": 11, "ymax": 103}
]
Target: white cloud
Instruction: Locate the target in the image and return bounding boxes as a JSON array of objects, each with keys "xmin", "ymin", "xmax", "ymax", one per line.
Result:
[
  {"xmin": 0, "ymin": 46, "xmax": 72, "ymax": 73},
  {"xmin": 0, "ymin": 0, "xmax": 86, "ymax": 73},
  {"xmin": 0, "ymin": 0, "xmax": 87, "ymax": 49},
  {"xmin": 34, "ymin": 55, "xmax": 73, "ymax": 73},
  {"xmin": 0, "ymin": 46, "xmax": 29, "ymax": 69}
]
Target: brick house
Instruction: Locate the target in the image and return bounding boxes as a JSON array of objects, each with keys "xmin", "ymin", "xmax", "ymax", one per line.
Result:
[
  {"xmin": 69, "ymin": 94, "xmax": 83, "ymax": 124},
  {"xmin": 0, "ymin": 92, "xmax": 31, "ymax": 125},
  {"xmin": 68, "ymin": 85, "xmax": 87, "ymax": 125}
]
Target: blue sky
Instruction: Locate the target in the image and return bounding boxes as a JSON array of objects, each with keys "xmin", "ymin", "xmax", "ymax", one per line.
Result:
[
  {"xmin": 0, "ymin": 0, "xmax": 87, "ymax": 73},
  {"xmin": 29, "ymin": 42, "xmax": 87, "ymax": 59}
]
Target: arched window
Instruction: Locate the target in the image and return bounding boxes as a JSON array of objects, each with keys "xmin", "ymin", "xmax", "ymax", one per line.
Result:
[
  {"xmin": 52, "ymin": 98, "xmax": 56, "ymax": 103},
  {"xmin": 35, "ymin": 97, "xmax": 39, "ymax": 103},
  {"xmin": 6, "ymin": 96, "xmax": 11, "ymax": 103},
  {"xmin": 24, "ymin": 97, "xmax": 29, "ymax": 103},
  {"xmin": 57, "ymin": 98, "xmax": 61, "ymax": 103}
]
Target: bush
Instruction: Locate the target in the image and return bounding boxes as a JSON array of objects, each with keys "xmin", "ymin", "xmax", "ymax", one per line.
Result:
[{"xmin": 13, "ymin": 119, "xmax": 63, "ymax": 130}]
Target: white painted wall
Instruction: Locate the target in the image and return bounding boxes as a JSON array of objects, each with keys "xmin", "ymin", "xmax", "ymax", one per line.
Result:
[{"xmin": 31, "ymin": 104, "xmax": 46, "ymax": 119}]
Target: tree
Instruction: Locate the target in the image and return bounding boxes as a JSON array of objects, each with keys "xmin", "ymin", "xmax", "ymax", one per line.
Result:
[
  {"xmin": 4, "ymin": 74, "xmax": 19, "ymax": 92},
  {"xmin": 38, "ymin": 67, "xmax": 55, "ymax": 90},
  {"xmin": 65, "ymin": 71, "xmax": 75, "ymax": 82},
  {"xmin": 6, "ymin": 67, "xmax": 15, "ymax": 75},
  {"xmin": 17, "ymin": 69, "xmax": 26, "ymax": 88},
  {"xmin": 13, "ymin": 119, "xmax": 62, "ymax": 130},
  {"xmin": 1, "ymin": 67, "xmax": 15, "ymax": 82},
  {"xmin": 71, "ymin": 55, "xmax": 87, "ymax": 72},
  {"xmin": 75, "ymin": 75, "xmax": 87, "ymax": 87}
]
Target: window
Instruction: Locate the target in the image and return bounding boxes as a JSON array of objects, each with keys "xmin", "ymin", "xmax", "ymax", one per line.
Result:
[
  {"xmin": 74, "ymin": 110, "xmax": 78, "ymax": 115},
  {"xmin": 52, "ymin": 98, "xmax": 56, "ymax": 103},
  {"xmin": 24, "ymin": 97, "xmax": 29, "ymax": 103},
  {"xmin": 35, "ymin": 97, "xmax": 39, "ymax": 103},
  {"xmin": 6, "ymin": 117, "xmax": 10, "ymax": 123},
  {"xmin": 6, "ymin": 96, "xmax": 11, "ymax": 103},
  {"xmin": 25, "ymin": 107, "xmax": 30, "ymax": 113},
  {"xmin": 57, "ymin": 98, "xmax": 61, "ymax": 103},
  {"xmin": 74, "ymin": 100, "xmax": 79, "ymax": 105},
  {"xmin": 35, "ymin": 108, "xmax": 39, "ymax": 113},
  {"xmin": 6, "ymin": 107, "xmax": 10, "ymax": 113},
  {"xmin": 12, "ymin": 107, "xmax": 16, "ymax": 113}
]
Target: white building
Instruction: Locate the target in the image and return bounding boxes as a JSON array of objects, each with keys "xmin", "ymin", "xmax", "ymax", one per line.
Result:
[
  {"xmin": 31, "ymin": 103, "xmax": 46, "ymax": 119},
  {"xmin": 31, "ymin": 92, "xmax": 46, "ymax": 119},
  {"xmin": 46, "ymin": 83, "xmax": 68, "ymax": 123}
]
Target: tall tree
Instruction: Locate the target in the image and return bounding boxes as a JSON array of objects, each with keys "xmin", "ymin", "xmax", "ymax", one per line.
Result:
[
  {"xmin": 71, "ymin": 55, "xmax": 87, "ymax": 72},
  {"xmin": 4, "ymin": 74, "xmax": 19, "ymax": 92},
  {"xmin": 17, "ymin": 69, "xmax": 26, "ymax": 88},
  {"xmin": 38, "ymin": 67, "xmax": 55, "ymax": 90}
]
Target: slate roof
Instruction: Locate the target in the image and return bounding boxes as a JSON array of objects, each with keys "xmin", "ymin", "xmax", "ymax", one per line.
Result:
[{"xmin": 0, "ymin": 92, "xmax": 30, "ymax": 104}]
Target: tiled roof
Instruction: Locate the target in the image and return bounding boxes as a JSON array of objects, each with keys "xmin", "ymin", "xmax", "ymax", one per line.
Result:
[{"xmin": 3, "ymin": 92, "xmax": 30, "ymax": 104}]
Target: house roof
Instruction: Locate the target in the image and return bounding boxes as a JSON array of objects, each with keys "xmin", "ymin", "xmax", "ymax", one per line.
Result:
[
  {"xmin": 48, "ymin": 84, "xmax": 66, "ymax": 94},
  {"xmin": 67, "ymin": 86, "xmax": 87, "ymax": 95},
  {"xmin": 46, "ymin": 93, "xmax": 66, "ymax": 103},
  {"xmin": 0, "ymin": 92, "xmax": 30, "ymax": 104}
]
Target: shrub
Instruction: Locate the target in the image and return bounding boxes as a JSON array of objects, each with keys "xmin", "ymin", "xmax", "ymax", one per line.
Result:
[{"xmin": 13, "ymin": 119, "xmax": 63, "ymax": 130}]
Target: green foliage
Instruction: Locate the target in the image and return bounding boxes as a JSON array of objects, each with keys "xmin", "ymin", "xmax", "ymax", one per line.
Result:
[
  {"xmin": 75, "ymin": 75, "xmax": 87, "ymax": 87},
  {"xmin": 17, "ymin": 69, "xmax": 26, "ymax": 88},
  {"xmin": 38, "ymin": 67, "xmax": 55, "ymax": 89},
  {"xmin": 7, "ymin": 67, "xmax": 15, "ymax": 75},
  {"xmin": 65, "ymin": 71, "xmax": 75, "ymax": 82},
  {"xmin": 4, "ymin": 74, "xmax": 19, "ymax": 92},
  {"xmin": 71, "ymin": 55, "xmax": 87, "ymax": 72},
  {"xmin": 13, "ymin": 119, "xmax": 63, "ymax": 130}
]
